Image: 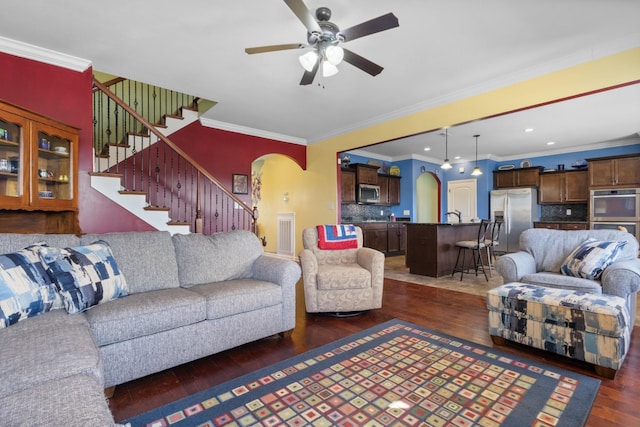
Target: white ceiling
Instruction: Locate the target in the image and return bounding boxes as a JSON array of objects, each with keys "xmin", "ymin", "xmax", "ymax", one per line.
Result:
[{"xmin": 1, "ymin": 0, "xmax": 639, "ymax": 160}]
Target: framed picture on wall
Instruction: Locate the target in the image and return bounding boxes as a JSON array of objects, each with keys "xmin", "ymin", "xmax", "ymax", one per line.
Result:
[{"xmin": 232, "ymin": 173, "xmax": 248, "ymax": 194}]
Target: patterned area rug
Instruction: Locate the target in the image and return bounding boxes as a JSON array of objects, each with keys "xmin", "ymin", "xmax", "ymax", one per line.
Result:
[{"xmin": 124, "ymin": 320, "xmax": 600, "ymax": 427}]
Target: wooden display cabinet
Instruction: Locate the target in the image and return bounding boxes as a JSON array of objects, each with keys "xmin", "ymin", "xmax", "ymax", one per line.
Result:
[{"xmin": 0, "ymin": 100, "xmax": 79, "ymax": 233}]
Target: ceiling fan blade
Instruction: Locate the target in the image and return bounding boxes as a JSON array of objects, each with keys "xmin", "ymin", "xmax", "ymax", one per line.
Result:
[
  {"xmin": 245, "ymin": 43, "xmax": 306, "ymax": 54},
  {"xmin": 339, "ymin": 13, "xmax": 399, "ymax": 42},
  {"xmin": 300, "ymin": 57, "xmax": 320, "ymax": 85},
  {"xmin": 284, "ymin": 0, "xmax": 322, "ymax": 34},
  {"xmin": 342, "ymin": 48, "xmax": 384, "ymax": 76}
]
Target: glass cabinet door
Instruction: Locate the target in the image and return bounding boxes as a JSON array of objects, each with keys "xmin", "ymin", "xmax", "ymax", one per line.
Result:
[
  {"xmin": 33, "ymin": 123, "xmax": 74, "ymax": 206},
  {"xmin": 0, "ymin": 109, "xmax": 28, "ymax": 207}
]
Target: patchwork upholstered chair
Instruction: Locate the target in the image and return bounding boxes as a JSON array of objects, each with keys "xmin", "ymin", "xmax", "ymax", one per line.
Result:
[{"xmin": 299, "ymin": 225, "xmax": 385, "ymax": 315}]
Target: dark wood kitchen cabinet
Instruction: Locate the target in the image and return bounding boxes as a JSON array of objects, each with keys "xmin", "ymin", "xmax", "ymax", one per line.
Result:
[
  {"xmin": 387, "ymin": 222, "xmax": 406, "ymax": 255},
  {"xmin": 538, "ymin": 170, "xmax": 588, "ymax": 204},
  {"xmin": 340, "ymin": 168, "xmax": 356, "ymax": 203},
  {"xmin": 388, "ymin": 175, "xmax": 401, "ymax": 205},
  {"xmin": 377, "ymin": 175, "xmax": 401, "ymax": 206},
  {"xmin": 587, "ymin": 154, "xmax": 640, "ymax": 188},
  {"xmin": 354, "ymin": 163, "xmax": 379, "ymax": 185},
  {"xmin": 493, "ymin": 167, "xmax": 541, "ymax": 189},
  {"xmin": 361, "ymin": 223, "xmax": 388, "ymax": 253}
]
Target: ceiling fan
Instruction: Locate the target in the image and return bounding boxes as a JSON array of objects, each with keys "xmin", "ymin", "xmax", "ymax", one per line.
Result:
[{"xmin": 245, "ymin": 0, "xmax": 399, "ymax": 85}]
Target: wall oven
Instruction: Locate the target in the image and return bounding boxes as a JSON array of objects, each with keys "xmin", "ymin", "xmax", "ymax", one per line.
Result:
[
  {"xmin": 591, "ymin": 221, "xmax": 639, "ymax": 240},
  {"xmin": 590, "ymin": 188, "xmax": 640, "ymax": 221},
  {"xmin": 590, "ymin": 188, "xmax": 640, "ymax": 240}
]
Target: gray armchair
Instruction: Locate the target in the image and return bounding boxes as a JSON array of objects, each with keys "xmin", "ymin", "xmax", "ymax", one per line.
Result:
[
  {"xmin": 299, "ymin": 226, "xmax": 385, "ymax": 314},
  {"xmin": 495, "ymin": 228, "xmax": 640, "ymax": 324}
]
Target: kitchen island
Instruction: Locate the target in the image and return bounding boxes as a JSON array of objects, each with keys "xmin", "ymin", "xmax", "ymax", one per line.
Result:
[{"xmin": 405, "ymin": 223, "xmax": 482, "ymax": 277}]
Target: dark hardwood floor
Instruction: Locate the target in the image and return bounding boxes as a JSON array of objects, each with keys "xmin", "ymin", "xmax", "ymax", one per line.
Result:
[{"xmin": 109, "ymin": 278, "xmax": 640, "ymax": 426}]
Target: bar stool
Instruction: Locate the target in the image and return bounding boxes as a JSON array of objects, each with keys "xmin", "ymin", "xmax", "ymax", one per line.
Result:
[
  {"xmin": 451, "ymin": 219, "xmax": 491, "ymax": 281},
  {"xmin": 484, "ymin": 219, "xmax": 504, "ymax": 277}
]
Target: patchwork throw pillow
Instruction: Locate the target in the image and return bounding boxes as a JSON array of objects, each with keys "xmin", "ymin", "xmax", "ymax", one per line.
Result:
[
  {"xmin": 560, "ymin": 238, "xmax": 627, "ymax": 280},
  {"xmin": 0, "ymin": 244, "xmax": 61, "ymax": 328},
  {"xmin": 38, "ymin": 241, "xmax": 128, "ymax": 314}
]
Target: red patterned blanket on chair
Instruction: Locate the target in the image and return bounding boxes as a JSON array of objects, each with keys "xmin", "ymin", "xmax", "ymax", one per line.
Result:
[{"xmin": 316, "ymin": 224, "xmax": 358, "ymax": 250}]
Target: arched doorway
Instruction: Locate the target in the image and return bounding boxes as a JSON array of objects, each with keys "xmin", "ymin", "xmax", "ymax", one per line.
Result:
[{"xmin": 416, "ymin": 172, "xmax": 441, "ymax": 223}]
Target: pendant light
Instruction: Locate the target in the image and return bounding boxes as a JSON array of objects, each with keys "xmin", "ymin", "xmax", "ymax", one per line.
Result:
[
  {"xmin": 471, "ymin": 134, "xmax": 483, "ymax": 176},
  {"xmin": 441, "ymin": 128, "xmax": 452, "ymax": 170}
]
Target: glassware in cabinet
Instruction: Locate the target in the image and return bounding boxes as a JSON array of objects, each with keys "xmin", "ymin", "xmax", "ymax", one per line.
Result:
[
  {"xmin": 32, "ymin": 122, "xmax": 76, "ymax": 209},
  {"xmin": 0, "ymin": 107, "xmax": 28, "ymax": 206}
]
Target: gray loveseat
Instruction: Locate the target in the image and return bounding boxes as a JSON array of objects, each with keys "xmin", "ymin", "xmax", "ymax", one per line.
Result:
[
  {"xmin": 495, "ymin": 228, "xmax": 640, "ymax": 323},
  {"xmin": 0, "ymin": 230, "xmax": 301, "ymax": 426}
]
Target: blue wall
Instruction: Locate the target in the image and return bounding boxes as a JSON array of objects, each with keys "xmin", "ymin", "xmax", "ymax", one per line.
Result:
[{"xmin": 342, "ymin": 144, "xmax": 640, "ymax": 222}]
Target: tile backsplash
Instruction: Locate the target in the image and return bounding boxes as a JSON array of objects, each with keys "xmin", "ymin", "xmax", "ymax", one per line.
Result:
[
  {"xmin": 341, "ymin": 204, "xmax": 392, "ymax": 222},
  {"xmin": 540, "ymin": 204, "xmax": 588, "ymax": 221}
]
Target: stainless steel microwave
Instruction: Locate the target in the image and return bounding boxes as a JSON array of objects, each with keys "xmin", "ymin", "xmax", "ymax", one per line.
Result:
[{"xmin": 358, "ymin": 184, "xmax": 380, "ymax": 204}]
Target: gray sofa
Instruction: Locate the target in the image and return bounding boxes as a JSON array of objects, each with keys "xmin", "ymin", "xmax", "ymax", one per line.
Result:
[
  {"xmin": 0, "ymin": 230, "xmax": 301, "ymax": 426},
  {"xmin": 495, "ymin": 228, "xmax": 640, "ymax": 324}
]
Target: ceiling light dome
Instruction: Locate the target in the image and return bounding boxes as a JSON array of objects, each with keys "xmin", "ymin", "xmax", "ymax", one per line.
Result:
[
  {"xmin": 325, "ymin": 45, "xmax": 344, "ymax": 65},
  {"xmin": 299, "ymin": 51, "xmax": 318, "ymax": 72},
  {"xmin": 322, "ymin": 61, "xmax": 339, "ymax": 77}
]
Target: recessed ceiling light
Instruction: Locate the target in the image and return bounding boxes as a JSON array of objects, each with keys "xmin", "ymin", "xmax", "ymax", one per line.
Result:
[
  {"xmin": 424, "ymin": 147, "xmax": 431, "ymax": 151},
  {"xmin": 524, "ymin": 128, "xmax": 534, "ymax": 132},
  {"xmin": 547, "ymin": 141, "xmax": 555, "ymax": 145},
  {"xmin": 454, "ymin": 156, "xmax": 461, "ymax": 159}
]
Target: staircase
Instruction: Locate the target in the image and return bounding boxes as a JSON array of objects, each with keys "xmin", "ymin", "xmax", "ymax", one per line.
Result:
[{"xmin": 91, "ymin": 77, "xmax": 256, "ymax": 235}]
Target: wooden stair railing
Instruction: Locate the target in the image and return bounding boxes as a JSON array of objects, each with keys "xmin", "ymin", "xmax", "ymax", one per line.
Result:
[{"xmin": 92, "ymin": 78, "xmax": 256, "ymax": 234}]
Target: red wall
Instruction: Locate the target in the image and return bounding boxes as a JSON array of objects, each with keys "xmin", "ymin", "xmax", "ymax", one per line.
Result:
[
  {"xmin": 0, "ymin": 50, "xmax": 306, "ymax": 233},
  {"xmin": 169, "ymin": 122, "xmax": 306, "ymax": 206}
]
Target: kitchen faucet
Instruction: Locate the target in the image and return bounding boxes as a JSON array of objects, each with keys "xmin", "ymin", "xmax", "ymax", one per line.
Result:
[{"xmin": 446, "ymin": 210, "xmax": 462, "ymax": 223}]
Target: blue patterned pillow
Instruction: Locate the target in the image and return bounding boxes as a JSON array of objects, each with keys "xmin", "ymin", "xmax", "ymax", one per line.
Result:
[
  {"xmin": 38, "ymin": 241, "xmax": 128, "ymax": 314},
  {"xmin": 560, "ymin": 238, "xmax": 627, "ymax": 280},
  {"xmin": 0, "ymin": 244, "xmax": 61, "ymax": 328}
]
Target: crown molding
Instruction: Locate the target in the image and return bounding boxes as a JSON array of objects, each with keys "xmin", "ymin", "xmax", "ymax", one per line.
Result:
[
  {"xmin": 199, "ymin": 117, "xmax": 307, "ymax": 146},
  {"xmin": 0, "ymin": 36, "xmax": 91, "ymax": 72}
]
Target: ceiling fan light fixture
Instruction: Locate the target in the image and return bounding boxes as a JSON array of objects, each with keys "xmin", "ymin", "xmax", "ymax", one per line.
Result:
[
  {"xmin": 322, "ymin": 60, "xmax": 339, "ymax": 77},
  {"xmin": 299, "ymin": 50, "xmax": 318, "ymax": 72},
  {"xmin": 325, "ymin": 45, "xmax": 344, "ymax": 65}
]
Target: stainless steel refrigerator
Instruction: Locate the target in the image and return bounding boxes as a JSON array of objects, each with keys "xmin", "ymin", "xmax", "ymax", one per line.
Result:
[{"xmin": 490, "ymin": 188, "xmax": 539, "ymax": 253}]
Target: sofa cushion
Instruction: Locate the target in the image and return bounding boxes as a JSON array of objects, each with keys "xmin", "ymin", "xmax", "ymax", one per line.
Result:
[
  {"xmin": 520, "ymin": 229, "xmax": 638, "ymax": 273},
  {"xmin": 521, "ymin": 272, "xmax": 603, "ymax": 293},
  {"xmin": 189, "ymin": 278, "xmax": 282, "ymax": 320},
  {"xmin": 0, "ymin": 233, "xmax": 80, "ymax": 255},
  {"xmin": 0, "ymin": 309, "xmax": 102, "ymax": 399},
  {"xmin": 84, "ymin": 287, "xmax": 206, "ymax": 346},
  {"xmin": 317, "ymin": 264, "xmax": 371, "ymax": 290},
  {"xmin": 0, "ymin": 244, "xmax": 61, "ymax": 328},
  {"xmin": 560, "ymin": 239, "xmax": 627, "ymax": 280},
  {"xmin": 81, "ymin": 231, "xmax": 180, "ymax": 293},
  {"xmin": 173, "ymin": 231, "xmax": 263, "ymax": 287},
  {"xmin": 39, "ymin": 241, "xmax": 129, "ymax": 314},
  {"xmin": 0, "ymin": 374, "xmax": 114, "ymax": 427}
]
